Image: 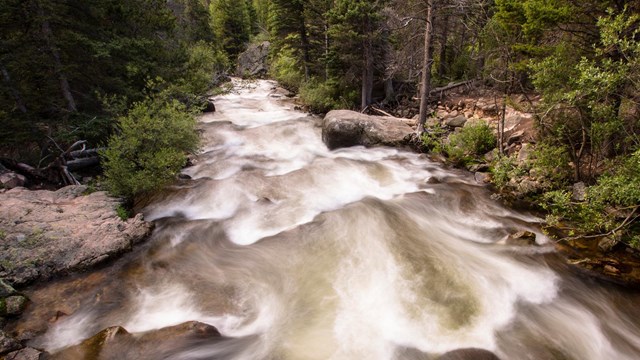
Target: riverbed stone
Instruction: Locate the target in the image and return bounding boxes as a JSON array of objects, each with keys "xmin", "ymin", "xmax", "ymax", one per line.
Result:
[
  {"xmin": 438, "ymin": 348, "xmax": 500, "ymax": 360},
  {"xmin": 5, "ymin": 295, "xmax": 28, "ymax": 316},
  {"xmin": 0, "ymin": 186, "xmax": 153, "ymax": 285},
  {"xmin": 2, "ymin": 347, "xmax": 43, "ymax": 360},
  {"xmin": 0, "ymin": 279, "xmax": 15, "ymax": 297},
  {"xmin": 322, "ymin": 110, "xmax": 414, "ymax": 149},
  {"xmin": 52, "ymin": 321, "xmax": 221, "ymax": 359},
  {"xmin": 0, "ymin": 172, "xmax": 26, "ymax": 190},
  {"xmin": 598, "ymin": 235, "xmax": 620, "ymax": 253},
  {"xmin": 0, "ymin": 330, "xmax": 22, "ymax": 356}
]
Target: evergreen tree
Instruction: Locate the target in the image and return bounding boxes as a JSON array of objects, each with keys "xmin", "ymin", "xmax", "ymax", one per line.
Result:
[
  {"xmin": 328, "ymin": 0, "xmax": 388, "ymax": 109},
  {"xmin": 209, "ymin": 0, "xmax": 252, "ymax": 59}
]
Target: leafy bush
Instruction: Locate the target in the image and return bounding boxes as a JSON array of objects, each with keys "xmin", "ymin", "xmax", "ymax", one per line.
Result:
[
  {"xmin": 270, "ymin": 47, "xmax": 305, "ymax": 91},
  {"xmin": 420, "ymin": 126, "xmax": 447, "ymax": 153},
  {"xmin": 541, "ymin": 150, "xmax": 640, "ymax": 242},
  {"xmin": 101, "ymin": 97, "xmax": 199, "ymax": 198},
  {"xmin": 115, "ymin": 204, "xmax": 131, "ymax": 221},
  {"xmin": 299, "ymin": 79, "xmax": 357, "ymax": 113},
  {"xmin": 445, "ymin": 123, "xmax": 496, "ymax": 165},
  {"xmin": 529, "ymin": 142, "xmax": 572, "ymax": 185},
  {"xmin": 490, "ymin": 154, "xmax": 526, "ymax": 190}
]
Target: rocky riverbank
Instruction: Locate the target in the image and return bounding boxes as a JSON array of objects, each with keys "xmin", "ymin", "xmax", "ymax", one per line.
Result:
[
  {"xmin": 0, "ymin": 185, "xmax": 153, "ymax": 358},
  {"xmin": 318, "ymin": 97, "xmax": 640, "ymax": 289}
]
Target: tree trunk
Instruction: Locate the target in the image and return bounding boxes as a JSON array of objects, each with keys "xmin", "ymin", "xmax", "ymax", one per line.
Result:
[
  {"xmin": 417, "ymin": 0, "xmax": 434, "ymax": 134},
  {"xmin": 438, "ymin": 13, "xmax": 449, "ymax": 78},
  {"xmin": 0, "ymin": 64, "xmax": 27, "ymax": 113},
  {"xmin": 37, "ymin": 2, "xmax": 77, "ymax": 113},
  {"xmin": 361, "ymin": 37, "xmax": 374, "ymax": 109},
  {"xmin": 297, "ymin": 3, "xmax": 310, "ymax": 81}
]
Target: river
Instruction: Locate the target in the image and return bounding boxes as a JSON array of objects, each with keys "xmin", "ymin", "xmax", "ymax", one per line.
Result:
[{"xmin": 21, "ymin": 79, "xmax": 640, "ymax": 359}]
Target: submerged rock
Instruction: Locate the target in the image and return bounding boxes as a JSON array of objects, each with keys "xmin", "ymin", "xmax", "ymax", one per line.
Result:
[
  {"xmin": 438, "ymin": 348, "xmax": 500, "ymax": 360},
  {"xmin": 0, "ymin": 330, "xmax": 22, "ymax": 356},
  {"xmin": 52, "ymin": 321, "xmax": 221, "ymax": 359},
  {"xmin": 2, "ymin": 347, "xmax": 43, "ymax": 360},
  {"xmin": 322, "ymin": 110, "xmax": 414, "ymax": 149},
  {"xmin": 0, "ymin": 186, "xmax": 153, "ymax": 285}
]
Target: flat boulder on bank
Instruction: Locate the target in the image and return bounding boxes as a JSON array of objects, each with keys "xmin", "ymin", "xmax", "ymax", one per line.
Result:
[
  {"xmin": 322, "ymin": 110, "xmax": 414, "ymax": 150},
  {"xmin": 0, "ymin": 186, "xmax": 153, "ymax": 286}
]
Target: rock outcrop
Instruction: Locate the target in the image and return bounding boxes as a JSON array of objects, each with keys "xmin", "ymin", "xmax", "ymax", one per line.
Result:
[
  {"xmin": 236, "ymin": 41, "xmax": 270, "ymax": 78},
  {"xmin": 322, "ymin": 110, "xmax": 414, "ymax": 150},
  {"xmin": 0, "ymin": 185, "xmax": 153, "ymax": 286}
]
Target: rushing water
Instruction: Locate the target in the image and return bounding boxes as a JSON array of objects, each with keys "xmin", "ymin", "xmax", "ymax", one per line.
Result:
[{"xmin": 25, "ymin": 79, "xmax": 640, "ymax": 359}]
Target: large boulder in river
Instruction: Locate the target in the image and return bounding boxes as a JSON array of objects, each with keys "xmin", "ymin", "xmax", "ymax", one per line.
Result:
[
  {"xmin": 322, "ymin": 110, "xmax": 414, "ymax": 150},
  {"xmin": 0, "ymin": 185, "xmax": 153, "ymax": 285},
  {"xmin": 236, "ymin": 41, "xmax": 270, "ymax": 78}
]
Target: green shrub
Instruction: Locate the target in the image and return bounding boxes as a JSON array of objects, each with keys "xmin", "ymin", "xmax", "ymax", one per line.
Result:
[
  {"xmin": 270, "ymin": 48, "xmax": 305, "ymax": 91},
  {"xmin": 101, "ymin": 97, "xmax": 199, "ymax": 198},
  {"xmin": 115, "ymin": 204, "xmax": 131, "ymax": 221},
  {"xmin": 529, "ymin": 142, "xmax": 572, "ymax": 185},
  {"xmin": 299, "ymin": 79, "xmax": 357, "ymax": 113},
  {"xmin": 420, "ymin": 127, "xmax": 447, "ymax": 153},
  {"xmin": 540, "ymin": 150, "xmax": 640, "ymax": 240},
  {"xmin": 490, "ymin": 154, "xmax": 525, "ymax": 190},
  {"xmin": 445, "ymin": 123, "xmax": 496, "ymax": 165}
]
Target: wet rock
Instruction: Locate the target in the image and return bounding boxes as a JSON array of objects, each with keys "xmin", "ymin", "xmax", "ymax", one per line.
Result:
[
  {"xmin": 5, "ymin": 295, "xmax": 28, "ymax": 316},
  {"xmin": 475, "ymin": 172, "xmax": 491, "ymax": 184},
  {"xmin": 598, "ymin": 235, "xmax": 620, "ymax": 253},
  {"xmin": 571, "ymin": 182, "xmax": 587, "ymax": 202},
  {"xmin": 0, "ymin": 330, "xmax": 22, "ymax": 356},
  {"xmin": 0, "ymin": 186, "xmax": 153, "ymax": 285},
  {"xmin": 468, "ymin": 163, "xmax": 489, "ymax": 172},
  {"xmin": 445, "ymin": 115, "xmax": 467, "ymax": 128},
  {"xmin": 438, "ymin": 348, "xmax": 500, "ymax": 360},
  {"xmin": 2, "ymin": 347, "xmax": 43, "ymax": 360},
  {"xmin": 322, "ymin": 110, "xmax": 413, "ymax": 150},
  {"xmin": 0, "ymin": 172, "xmax": 26, "ymax": 190},
  {"xmin": 516, "ymin": 177, "xmax": 540, "ymax": 195},
  {"xmin": 0, "ymin": 279, "xmax": 16, "ymax": 297},
  {"xmin": 203, "ymin": 99, "xmax": 216, "ymax": 113},
  {"xmin": 506, "ymin": 230, "xmax": 537, "ymax": 246},
  {"xmin": 52, "ymin": 321, "xmax": 221, "ymax": 359},
  {"xmin": 236, "ymin": 41, "xmax": 270, "ymax": 78}
]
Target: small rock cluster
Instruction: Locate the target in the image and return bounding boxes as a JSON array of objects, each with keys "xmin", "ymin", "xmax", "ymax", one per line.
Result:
[{"xmin": 1, "ymin": 280, "xmax": 41, "ymax": 359}]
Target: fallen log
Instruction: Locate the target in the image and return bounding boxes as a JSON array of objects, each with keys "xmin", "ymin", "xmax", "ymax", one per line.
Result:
[
  {"xmin": 69, "ymin": 147, "xmax": 104, "ymax": 159},
  {"xmin": 429, "ymin": 79, "xmax": 477, "ymax": 97},
  {"xmin": 67, "ymin": 156, "xmax": 100, "ymax": 171}
]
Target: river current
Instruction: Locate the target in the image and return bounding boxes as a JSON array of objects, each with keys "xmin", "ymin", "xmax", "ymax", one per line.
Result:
[{"xmin": 26, "ymin": 79, "xmax": 640, "ymax": 359}]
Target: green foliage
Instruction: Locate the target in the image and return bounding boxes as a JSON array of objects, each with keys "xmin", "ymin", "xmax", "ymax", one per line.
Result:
[
  {"xmin": 270, "ymin": 48, "xmax": 305, "ymax": 91},
  {"xmin": 541, "ymin": 150, "xmax": 640, "ymax": 240},
  {"xmin": 0, "ymin": 0, "xmax": 224, "ymax": 167},
  {"xmin": 490, "ymin": 155, "xmax": 524, "ymax": 190},
  {"xmin": 420, "ymin": 127, "xmax": 447, "ymax": 154},
  {"xmin": 101, "ymin": 97, "xmax": 199, "ymax": 198},
  {"xmin": 529, "ymin": 142, "xmax": 572, "ymax": 185},
  {"xmin": 444, "ymin": 123, "xmax": 496, "ymax": 165},
  {"xmin": 299, "ymin": 79, "xmax": 357, "ymax": 113},
  {"xmin": 209, "ymin": 0, "xmax": 254, "ymax": 59},
  {"xmin": 590, "ymin": 150, "xmax": 640, "ymax": 208},
  {"xmin": 530, "ymin": 8, "xmax": 640, "ymax": 179},
  {"xmin": 115, "ymin": 204, "xmax": 131, "ymax": 221}
]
